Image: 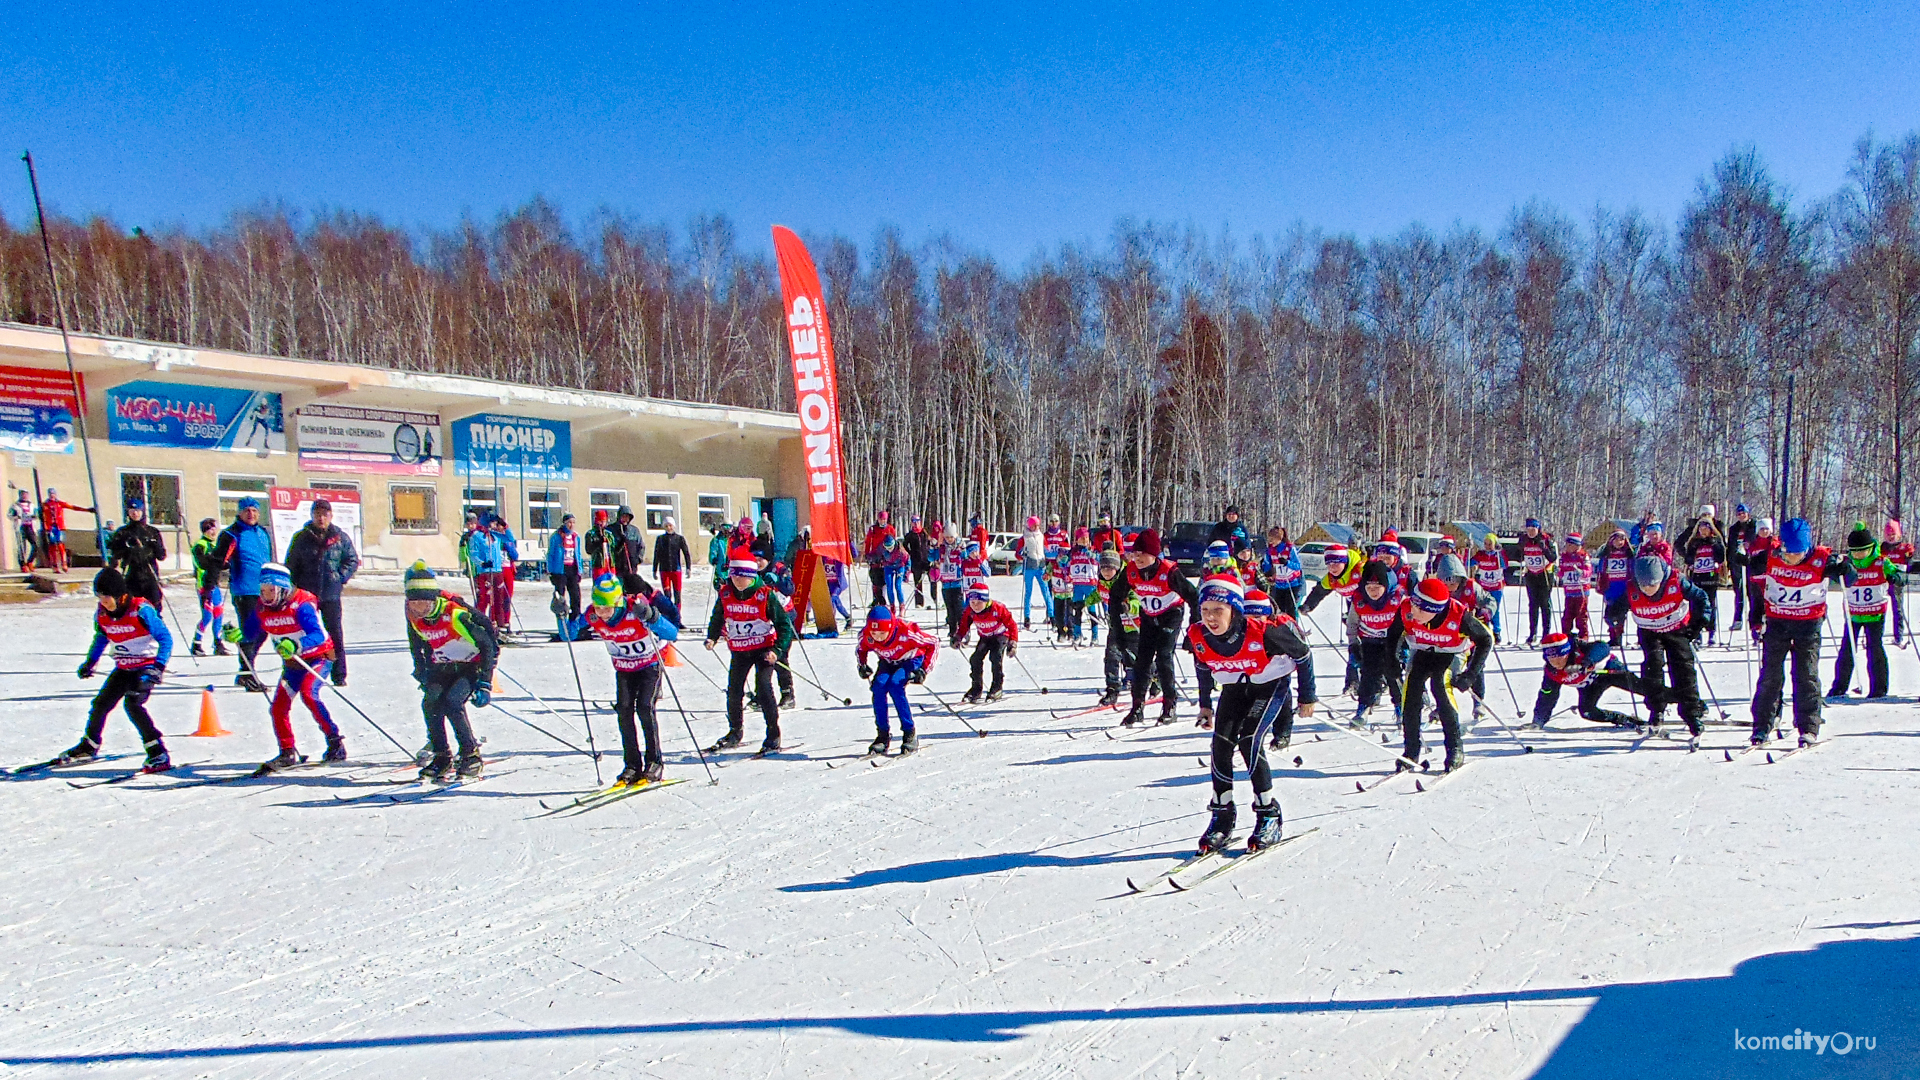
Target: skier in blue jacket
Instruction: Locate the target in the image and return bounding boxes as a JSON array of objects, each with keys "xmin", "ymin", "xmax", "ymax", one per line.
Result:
[{"xmin": 212, "ymin": 496, "xmax": 276, "ymax": 691}]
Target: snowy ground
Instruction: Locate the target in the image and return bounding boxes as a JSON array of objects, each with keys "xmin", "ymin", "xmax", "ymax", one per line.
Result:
[{"xmin": 0, "ymin": 574, "xmax": 1915, "ymax": 1078}]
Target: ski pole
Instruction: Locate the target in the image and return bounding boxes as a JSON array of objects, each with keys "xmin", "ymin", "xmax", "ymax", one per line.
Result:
[
  {"xmin": 1310, "ymin": 708, "xmax": 1426, "ymax": 773},
  {"xmin": 681, "ymin": 645, "xmax": 732, "ymax": 695},
  {"xmin": 917, "ymin": 681, "xmax": 989, "ymax": 737},
  {"xmin": 283, "ymin": 651, "xmax": 413, "ymax": 757},
  {"xmin": 157, "ymin": 587, "xmax": 204, "ymax": 669},
  {"xmin": 792, "ymin": 634, "xmax": 832, "ymax": 703},
  {"xmin": 557, "ymin": 622, "xmax": 604, "ymax": 785},
  {"xmin": 1010, "ymin": 650, "xmax": 1049, "ymax": 694},
  {"xmin": 660, "ymin": 670, "xmax": 718, "ymax": 785},
  {"xmin": 1465, "ymin": 690, "xmax": 1535, "ymax": 753},
  {"xmin": 1690, "ymin": 642, "xmax": 1734, "ymax": 720},
  {"xmin": 773, "ymin": 657, "xmax": 853, "ymax": 706},
  {"xmin": 485, "ymin": 700, "xmax": 598, "ymax": 760},
  {"xmin": 1485, "ymin": 640, "xmax": 1527, "ymax": 725},
  {"xmin": 495, "ymin": 666, "xmax": 590, "ymax": 738}
]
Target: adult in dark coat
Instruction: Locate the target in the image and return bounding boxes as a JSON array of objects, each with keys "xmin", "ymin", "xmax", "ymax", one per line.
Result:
[{"xmin": 107, "ymin": 497, "xmax": 167, "ymax": 608}]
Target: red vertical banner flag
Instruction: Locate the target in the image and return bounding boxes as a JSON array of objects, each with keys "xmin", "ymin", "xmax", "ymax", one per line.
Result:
[{"xmin": 771, "ymin": 226, "xmax": 854, "ymax": 566}]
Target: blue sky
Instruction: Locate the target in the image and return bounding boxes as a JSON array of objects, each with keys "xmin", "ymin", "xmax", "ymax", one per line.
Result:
[{"xmin": 3, "ymin": 2, "xmax": 1916, "ymax": 265}]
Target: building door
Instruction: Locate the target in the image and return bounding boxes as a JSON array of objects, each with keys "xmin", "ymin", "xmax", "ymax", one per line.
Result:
[
  {"xmin": 119, "ymin": 471, "xmax": 186, "ymax": 570},
  {"xmin": 751, "ymin": 497, "xmax": 798, "ymax": 563}
]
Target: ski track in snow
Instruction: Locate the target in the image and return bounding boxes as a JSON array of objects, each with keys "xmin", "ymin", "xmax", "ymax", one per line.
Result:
[{"xmin": 0, "ymin": 578, "xmax": 1914, "ymax": 1076}]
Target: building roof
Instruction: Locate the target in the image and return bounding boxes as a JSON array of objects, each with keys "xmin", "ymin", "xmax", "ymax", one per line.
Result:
[{"xmin": 0, "ymin": 322, "xmax": 800, "ymax": 445}]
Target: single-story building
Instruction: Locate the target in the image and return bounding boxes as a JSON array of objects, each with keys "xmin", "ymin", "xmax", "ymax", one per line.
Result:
[{"xmin": 0, "ymin": 323, "xmax": 808, "ymax": 573}]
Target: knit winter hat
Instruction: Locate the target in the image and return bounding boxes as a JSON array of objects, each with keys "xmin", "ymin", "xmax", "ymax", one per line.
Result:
[
  {"xmin": 1847, "ymin": 521, "xmax": 1875, "ymax": 552},
  {"xmin": 1361, "ymin": 561, "xmax": 1393, "ymax": 589},
  {"xmin": 867, "ymin": 604, "xmax": 893, "ymax": 625},
  {"xmin": 1564, "ymin": 532, "xmax": 1583, "ymax": 545},
  {"xmin": 1736, "ymin": 503, "xmax": 1750, "ymax": 514},
  {"xmin": 1205, "ymin": 540, "xmax": 1231, "ymax": 562},
  {"xmin": 1758, "ymin": 517, "xmax": 1775, "ymax": 533},
  {"xmin": 729, "ymin": 555, "xmax": 761, "ymax": 576},
  {"xmin": 1524, "ymin": 518, "xmax": 1541, "ymax": 529},
  {"xmin": 1098, "ymin": 550, "xmax": 1123, "ymax": 571},
  {"xmin": 404, "ymin": 560, "xmax": 439, "ymax": 599},
  {"xmin": 966, "ymin": 582, "xmax": 991, "ymax": 603},
  {"xmin": 1322, "ymin": 544, "xmax": 1350, "ymax": 568},
  {"xmin": 1381, "ymin": 528, "xmax": 1399, "ymax": 542},
  {"xmin": 1541, "ymin": 632, "xmax": 1574, "ymax": 659},
  {"xmin": 1633, "ymin": 556, "xmax": 1669, "ymax": 589},
  {"xmin": 1886, "ymin": 520, "xmax": 1904, "ymax": 541},
  {"xmin": 1074, "ymin": 527, "xmax": 1090, "ymax": 543},
  {"xmin": 1780, "ymin": 518, "xmax": 1812, "ymax": 554},
  {"xmin": 1242, "ymin": 589, "xmax": 1273, "ymax": 616},
  {"xmin": 1412, "ymin": 577, "xmax": 1451, "ymax": 615},
  {"xmin": 1026, "ymin": 516, "xmax": 1040, "ymax": 529},
  {"xmin": 591, "ymin": 573, "xmax": 623, "ymax": 608},
  {"xmin": 1197, "ymin": 574, "xmax": 1245, "ymax": 611},
  {"xmin": 259, "ymin": 562, "xmax": 292, "ymax": 592},
  {"xmin": 1131, "ymin": 529, "xmax": 1162, "ymax": 556},
  {"xmin": 92, "ymin": 567, "xmax": 127, "ymax": 597}
]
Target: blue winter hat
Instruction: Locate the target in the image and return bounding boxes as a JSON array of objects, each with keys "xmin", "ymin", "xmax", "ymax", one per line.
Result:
[
  {"xmin": 125, "ymin": 496, "xmax": 145, "ymax": 511},
  {"xmin": 1780, "ymin": 517, "xmax": 1813, "ymax": 554},
  {"xmin": 259, "ymin": 561, "xmax": 292, "ymax": 591},
  {"xmin": 1525, "ymin": 518, "xmax": 1542, "ymax": 529},
  {"xmin": 237, "ymin": 496, "xmax": 260, "ymax": 511},
  {"xmin": 1197, "ymin": 574, "xmax": 1246, "ymax": 612},
  {"xmin": 1735, "ymin": 503, "xmax": 1749, "ymax": 514},
  {"xmin": 1205, "ymin": 540, "xmax": 1231, "ymax": 561},
  {"xmin": 868, "ymin": 604, "xmax": 893, "ymax": 623}
]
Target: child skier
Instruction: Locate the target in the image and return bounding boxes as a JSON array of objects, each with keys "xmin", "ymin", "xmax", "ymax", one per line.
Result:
[
  {"xmin": 704, "ymin": 553, "xmax": 796, "ymax": 753},
  {"xmin": 1263, "ymin": 527, "xmax": 1305, "ymax": 618},
  {"xmin": 190, "ymin": 517, "xmax": 229, "ymax": 656},
  {"xmin": 236, "ymin": 561, "xmax": 345, "ymax": 771},
  {"xmin": 586, "ymin": 571, "xmax": 680, "ymax": 783},
  {"xmin": 1068, "ymin": 529, "xmax": 1100, "ymax": 643},
  {"xmin": 1594, "ymin": 529, "xmax": 1635, "ymax": 646},
  {"xmin": 1516, "ymin": 518, "xmax": 1557, "ymax": 646},
  {"xmin": 1529, "ymin": 632, "xmax": 1647, "ymax": 730},
  {"xmin": 1557, "ymin": 532, "xmax": 1592, "ymax": 639},
  {"xmin": 1107, "ymin": 530, "xmax": 1201, "ymax": 726},
  {"xmin": 1350, "ymin": 562, "xmax": 1406, "ymax": 727},
  {"xmin": 1048, "ymin": 555, "xmax": 1075, "ymax": 641},
  {"xmin": 1096, "ymin": 551, "xmax": 1140, "ymax": 707},
  {"xmin": 1628, "ymin": 555, "xmax": 1711, "ymax": 746},
  {"xmin": 1743, "ymin": 518, "xmax": 1780, "ymax": 643},
  {"xmin": 1681, "ymin": 517, "xmax": 1727, "ymax": 646},
  {"xmin": 1188, "ymin": 574, "xmax": 1316, "ymax": 854},
  {"xmin": 856, "ymin": 604, "xmax": 940, "ymax": 755},
  {"xmin": 1829, "ymin": 523, "xmax": 1903, "ymax": 701},
  {"xmin": 1386, "ymin": 577, "xmax": 1493, "ymax": 773},
  {"xmin": 1470, "ymin": 533, "xmax": 1509, "ymax": 645},
  {"xmin": 952, "ymin": 581, "xmax": 1017, "ymax": 702},
  {"xmin": 51, "ymin": 568, "xmax": 173, "ymax": 772},
  {"xmin": 403, "ymin": 562, "xmax": 499, "ymax": 781},
  {"xmin": 1749, "ymin": 518, "xmax": 1837, "ymax": 748}
]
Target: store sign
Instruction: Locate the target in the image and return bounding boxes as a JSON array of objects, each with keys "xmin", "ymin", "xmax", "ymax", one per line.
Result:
[
  {"xmin": 0, "ymin": 364, "xmax": 84, "ymax": 455},
  {"xmin": 451, "ymin": 412, "xmax": 571, "ymax": 481},
  {"xmin": 268, "ymin": 486, "xmax": 364, "ymax": 558},
  {"xmin": 296, "ymin": 404, "xmax": 441, "ymax": 476},
  {"xmin": 107, "ymin": 380, "xmax": 285, "ymax": 453}
]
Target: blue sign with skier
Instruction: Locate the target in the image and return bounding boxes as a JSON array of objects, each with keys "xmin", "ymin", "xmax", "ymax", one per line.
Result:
[
  {"xmin": 452, "ymin": 412, "xmax": 571, "ymax": 481},
  {"xmin": 106, "ymin": 380, "xmax": 286, "ymax": 453}
]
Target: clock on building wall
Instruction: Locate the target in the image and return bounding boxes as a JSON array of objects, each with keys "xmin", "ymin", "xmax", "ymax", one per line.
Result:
[{"xmin": 392, "ymin": 423, "xmax": 423, "ymax": 464}]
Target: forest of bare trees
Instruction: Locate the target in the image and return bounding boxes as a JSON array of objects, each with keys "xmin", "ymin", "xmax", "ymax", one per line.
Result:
[{"xmin": 3, "ymin": 137, "xmax": 1915, "ymax": 541}]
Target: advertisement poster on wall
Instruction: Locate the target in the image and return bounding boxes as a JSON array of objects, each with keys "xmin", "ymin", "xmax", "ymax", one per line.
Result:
[
  {"xmin": 0, "ymin": 365, "xmax": 84, "ymax": 454},
  {"xmin": 268, "ymin": 486, "xmax": 363, "ymax": 557},
  {"xmin": 107, "ymin": 380, "xmax": 286, "ymax": 453},
  {"xmin": 451, "ymin": 413, "xmax": 571, "ymax": 481},
  {"xmin": 296, "ymin": 404, "xmax": 441, "ymax": 476}
]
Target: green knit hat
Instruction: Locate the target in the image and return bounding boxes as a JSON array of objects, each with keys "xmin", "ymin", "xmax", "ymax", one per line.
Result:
[
  {"xmin": 404, "ymin": 559, "xmax": 439, "ymax": 599},
  {"xmin": 590, "ymin": 573, "xmax": 623, "ymax": 608}
]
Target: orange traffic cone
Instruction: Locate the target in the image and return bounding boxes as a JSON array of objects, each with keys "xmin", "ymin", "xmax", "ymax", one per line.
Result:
[
  {"xmin": 190, "ymin": 686, "xmax": 231, "ymax": 737},
  {"xmin": 662, "ymin": 644, "xmax": 684, "ymax": 667}
]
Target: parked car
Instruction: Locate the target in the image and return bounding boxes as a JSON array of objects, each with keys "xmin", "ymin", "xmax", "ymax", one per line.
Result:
[
  {"xmin": 1298, "ymin": 541, "xmax": 1330, "ymax": 580},
  {"xmin": 1392, "ymin": 531, "xmax": 1446, "ymax": 578},
  {"xmin": 1163, "ymin": 521, "xmax": 1216, "ymax": 576},
  {"xmin": 985, "ymin": 532, "xmax": 1022, "ymax": 575}
]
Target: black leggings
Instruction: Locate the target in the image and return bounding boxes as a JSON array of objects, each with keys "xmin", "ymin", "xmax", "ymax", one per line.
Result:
[
  {"xmin": 421, "ymin": 668, "xmax": 481, "ymax": 756},
  {"xmin": 1130, "ymin": 620, "xmax": 1181, "ymax": 714},
  {"xmin": 1638, "ymin": 629, "xmax": 1704, "ymax": 729},
  {"xmin": 555, "ymin": 567, "xmax": 581, "ymax": 621},
  {"xmin": 614, "ymin": 664, "xmax": 664, "ymax": 768},
  {"xmin": 725, "ymin": 647, "xmax": 780, "ymax": 738},
  {"xmin": 1524, "ymin": 573, "xmax": 1553, "ymax": 637},
  {"xmin": 84, "ymin": 667, "xmax": 164, "ymax": 750},
  {"xmin": 1209, "ymin": 681, "xmax": 1287, "ymax": 797},
  {"xmin": 1400, "ymin": 650, "xmax": 1464, "ymax": 758},
  {"xmin": 1356, "ymin": 637, "xmax": 1404, "ymax": 713},
  {"xmin": 968, "ymin": 635, "xmax": 1007, "ymax": 694}
]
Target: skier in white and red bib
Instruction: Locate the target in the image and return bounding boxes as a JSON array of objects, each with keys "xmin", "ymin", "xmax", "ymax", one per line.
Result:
[
  {"xmin": 1749, "ymin": 518, "xmax": 1840, "ymax": 749},
  {"xmin": 952, "ymin": 582, "xmax": 1018, "ymax": 703},
  {"xmin": 1186, "ymin": 574, "xmax": 1316, "ymax": 855},
  {"xmin": 1385, "ymin": 577, "xmax": 1493, "ymax": 773},
  {"xmin": 1106, "ymin": 529, "xmax": 1201, "ymax": 726}
]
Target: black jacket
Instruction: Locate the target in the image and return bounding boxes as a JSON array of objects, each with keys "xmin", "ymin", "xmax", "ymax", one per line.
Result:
[
  {"xmin": 652, "ymin": 531, "xmax": 693, "ymax": 574},
  {"xmin": 108, "ymin": 520, "xmax": 167, "ymax": 587},
  {"xmin": 902, "ymin": 527, "xmax": 933, "ymax": 571},
  {"xmin": 285, "ymin": 523, "xmax": 361, "ymax": 601}
]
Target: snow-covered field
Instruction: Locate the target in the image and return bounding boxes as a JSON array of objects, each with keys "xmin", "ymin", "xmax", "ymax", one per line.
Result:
[{"xmin": 0, "ymin": 575, "xmax": 1914, "ymax": 1078}]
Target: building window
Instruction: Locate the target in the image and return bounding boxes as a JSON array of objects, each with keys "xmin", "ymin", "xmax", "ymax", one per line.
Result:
[
  {"xmin": 120, "ymin": 471, "xmax": 185, "ymax": 528},
  {"xmin": 391, "ymin": 484, "xmax": 438, "ymax": 533},
  {"xmin": 527, "ymin": 489, "xmax": 566, "ymax": 536},
  {"xmin": 462, "ymin": 487, "xmax": 499, "ymax": 524},
  {"xmin": 589, "ymin": 489, "xmax": 625, "ymax": 525},
  {"xmin": 217, "ymin": 474, "xmax": 273, "ymax": 522},
  {"xmin": 698, "ymin": 493, "xmax": 731, "ymax": 535},
  {"xmin": 644, "ymin": 491, "xmax": 679, "ymax": 533}
]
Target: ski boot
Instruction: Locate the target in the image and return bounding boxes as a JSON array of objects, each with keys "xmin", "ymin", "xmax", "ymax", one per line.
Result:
[
  {"xmin": 214, "ymin": 641, "xmax": 231, "ymax": 656},
  {"xmin": 867, "ymin": 731, "xmax": 891, "ymax": 756},
  {"xmin": 141, "ymin": 745, "xmax": 173, "ymax": 774},
  {"xmin": 322, "ymin": 736, "xmax": 348, "ymax": 764},
  {"xmin": 1197, "ymin": 706, "xmax": 1215, "ymax": 730},
  {"xmin": 641, "ymin": 761, "xmax": 665, "ymax": 783},
  {"xmin": 1119, "ymin": 707, "xmax": 1145, "ymax": 728},
  {"xmin": 1269, "ymin": 732, "xmax": 1291, "ymax": 751},
  {"xmin": 1198, "ymin": 796, "xmax": 1236, "ymax": 855},
  {"xmin": 236, "ymin": 672, "xmax": 266, "ymax": 693},
  {"xmin": 1247, "ymin": 796, "xmax": 1283, "ymax": 851},
  {"xmin": 778, "ymin": 689, "xmax": 797, "ymax": 709},
  {"xmin": 455, "ymin": 751, "xmax": 485, "ymax": 779},
  {"xmin": 1097, "ymin": 686, "xmax": 1121, "ymax": 707},
  {"xmin": 900, "ymin": 729, "xmax": 919, "ymax": 754},
  {"xmin": 757, "ymin": 733, "xmax": 783, "ymax": 755},
  {"xmin": 707, "ymin": 729, "xmax": 745, "ymax": 753},
  {"xmin": 414, "ymin": 741, "xmax": 436, "ymax": 767},
  {"xmin": 259, "ymin": 749, "xmax": 302, "ymax": 774},
  {"xmin": 984, "ymin": 689, "xmax": 1005, "ymax": 702},
  {"xmin": 53, "ymin": 739, "xmax": 99, "ymax": 767},
  {"xmin": 419, "ymin": 752, "xmax": 452, "ymax": 781},
  {"xmin": 190, "ymin": 641, "xmax": 207, "ymax": 658},
  {"xmin": 1442, "ymin": 747, "xmax": 1466, "ymax": 773},
  {"xmin": 615, "ymin": 764, "xmax": 643, "ymax": 786},
  {"xmin": 1156, "ymin": 703, "xmax": 1178, "ymax": 725},
  {"xmin": 1729, "ymin": 619, "xmax": 1743, "ymax": 633},
  {"xmin": 961, "ymin": 689, "xmax": 983, "ymax": 704},
  {"xmin": 1798, "ymin": 728, "xmax": 1820, "ymax": 750}
]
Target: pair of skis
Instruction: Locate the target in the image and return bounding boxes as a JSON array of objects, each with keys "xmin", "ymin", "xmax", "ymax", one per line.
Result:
[
  {"xmin": 1126, "ymin": 828, "xmax": 1319, "ymax": 892},
  {"xmin": 537, "ymin": 776, "xmax": 689, "ymax": 816}
]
